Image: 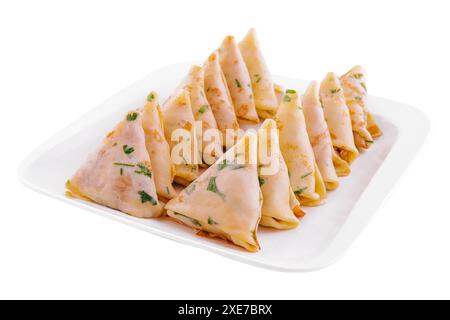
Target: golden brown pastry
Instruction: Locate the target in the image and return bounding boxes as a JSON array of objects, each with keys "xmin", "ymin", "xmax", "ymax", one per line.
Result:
[
  {"xmin": 340, "ymin": 66, "xmax": 381, "ymax": 148},
  {"xmin": 320, "ymin": 72, "xmax": 359, "ymax": 164},
  {"xmin": 203, "ymin": 51, "xmax": 241, "ymax": 149},
  {"xmin": 258, "ymin": 119, "xmax": 303, "ymax": 229},
  {"xmin": 177, "ymin": 65, "xmax": 223, "ymax": 165},
  {"xmin": 238, "ymin": 28, "xmax": 278, "ymax": 119},
  {"xmin": 161, "ymin": 89, "xmax": 199, "ymax": 186},
  {"xmin": 302, "ymin": 82, "xmax": 339, "ymax": 190},
  {"xmin": 66, "ymin": 110, "xmax": 163, "ymax": 218},
  {"xmin": 219, "ymin": 35, "xmax": 259, "ymax": 123},
  {"xmin": 276, "ymin": 89, "xmax": 326, "ymax": 206},
  {"xmin": 165, "ymin": 133, "xmax": 261, "ymax": 252},
  {"xmin": 141, "ymin": 91, "xmax": 176, "ymax": 199}
]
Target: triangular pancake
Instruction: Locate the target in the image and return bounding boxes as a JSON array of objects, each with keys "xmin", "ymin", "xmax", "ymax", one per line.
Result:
[
  {"xmin": 302, "ymin": 81, "xmax": 339, "ymax": 190},
  {"xmin": 258, "ymin": 119, "xmax": 303, "ymax": 229},
  {"xmin": 238, "ymin": 28, "xmax": 278, "ymax": 119},
  {"xmin": 340, "ymin": 65, "xmax": 376, "ymax": 149},
  {"xmin": 203, "ymin": 51, "xmax": 241, "ymax": 149},
  {"xmin": 219, "ymin": 35, "xmax": 259, "ymax": 123},
  {"xmin": 276, "ymin": 89, "xmax": 327, "ymax": 206},
  {"xmin": 161, "ymin": 89, "xmax": 200, "ymax": 186},
  {"xmin": 66, "ymin": 110, "xmax": 163, "ymax": 218},
  {"xmin": 320, "ymin": 72, "xmax": 359, "ymax": 164},
  {"xmin": 165, "ymin": 133, "xmax": 261, "ymax": 252},
  {"xmin": 141, "ymin": 92, "xmax": 176, "ymax": 199},
  {"xmin": 178, "ymin": 65, "xmax": 223, "ymax": 165}
]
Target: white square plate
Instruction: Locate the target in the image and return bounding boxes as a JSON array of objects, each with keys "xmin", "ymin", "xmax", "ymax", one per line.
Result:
[{"xmin": 19, "ymin": 63, "xmax": 429, "ymax": 272}]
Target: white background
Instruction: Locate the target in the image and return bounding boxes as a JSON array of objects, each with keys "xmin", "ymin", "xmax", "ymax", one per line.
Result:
[{"xmin": 1, "ymin": 0, "xmax": 449, "ymax": 299}]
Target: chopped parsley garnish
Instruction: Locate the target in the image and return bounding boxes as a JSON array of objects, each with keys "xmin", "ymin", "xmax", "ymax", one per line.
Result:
[
  {"xmin": 301, "ymin": 172, "xmax": 312, "ymax": 179},
  {"xmin": 185, "ymin": 183, "xmax": 196, "ymax": 195},
  {"xmin": 165, "ymin": 186, "xmax": 170, "ymax": 195},
  {"xmin": 123, "ymin": 145, "xmax": 135, "ymax": 155},
  {"xmin": 134, "ymin": 163, "xmax": 152, "ymax": 178},
  {"xmin": 120, "ymin": 168, "xmax": 123, "ymax": 176},
  {"xmin": 360, "ymin": 82, "xmax": 367, "ymax": 92},
  {"xmin": 138, "ymin": 190, "xmax": 157, "ymax": 205},
  {"xmin": 255, "ymin": 74, "xmax": 262, "ymax": 83},
  {"xmin": 218, "ymin": 159, "xmax": 229, "ymax": 170},
  {"xmin": 283, "ymin": 95, "xmax": 291, "ymax": 102},
  {"xmin": 258, "ymin": 177, "xmax": 265, "ymax": 186},
  {"xmin": 198, "ymin": 105, "xmax": 208, "ymax": 114},
  {"xmin": 365, "ymin": 140, "xmax": 374, "ymax": 144},
  {"xmin": 113, "ymin": 162, "xmax": 135, "ymax": 167},
  {"xmin": 112, "ymin": 142, "xmax": 118, "ymax": 147},
  {"xmin": 174, "ymin": 213, "xmax": 202, "ymax": 227},
  {"xmin": 207, "ymin": 176, "xmax": 225, "ymax": 198},
  {"xmin": 285, "ymin": 89, "xmax": 297, "ymax": 94},
  {"xmin": 294, "ymin": 187, "xmax": 308, "ymax": 196},
  {"xmin": 355, "ymin": 96, "xmax": 362, "ymax": 101},
  {"xmin": 126, "ymin": 112, "xmax": 139, "ymax": 121},
  {"xmin": 331, "ymin": 88, "xmax": 341, "ymax": 94},
  {"xmin": 352, "ymin": 73, "xmax": 364, "ymax": 79},
  {"xmin": 235, "ymin": 79, "xmax": 241, "ymax": 88},
  {"xmin": 65, "ymin": 179, "xmax": 71, "ymax": 188},
  {"xmin": 218, "ymin": 159, "xmax": 245, "ymax": 170},
  {"xmin": 208, "ymin": 217, "xmax": 218, "ymax": 225},
  {"xmin": 147, "ymin": 93, "xmax": 155, "ymax": 102}
]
